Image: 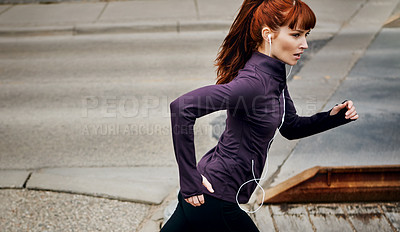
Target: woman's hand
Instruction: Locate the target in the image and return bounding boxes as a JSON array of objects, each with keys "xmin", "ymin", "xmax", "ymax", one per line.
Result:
[
  {"xmin": 184, "ymin": 175, "xmax": 214, "ymax": 207},
  {"xmin": 330, "ymin": 100, "xmax": 359, "ymax": 120}
]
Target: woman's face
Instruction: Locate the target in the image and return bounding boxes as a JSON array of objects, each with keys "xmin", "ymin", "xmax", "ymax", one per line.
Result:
[{"xmin": 263, "ymin": 26, "xmax": 310, "ymax": 66}]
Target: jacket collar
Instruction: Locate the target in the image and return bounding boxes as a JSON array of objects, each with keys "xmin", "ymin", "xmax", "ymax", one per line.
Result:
[{"xmin": 247, "ymin": 51, "xmax": 286, "ymax": 82}]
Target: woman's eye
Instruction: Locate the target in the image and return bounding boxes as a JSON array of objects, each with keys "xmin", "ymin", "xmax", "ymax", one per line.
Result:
[{"xmin": 292, "ymin": 34, "xmax": 300, "ymax": 38}]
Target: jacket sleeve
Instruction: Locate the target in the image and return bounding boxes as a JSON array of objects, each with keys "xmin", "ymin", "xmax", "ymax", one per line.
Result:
[
  {"xmin": 279, "ymin": 87, "xmax": 354, "ymax": 140},
  {"xmin": 170, "ymin": 77, "xmax": 261, "ymax": 199}
]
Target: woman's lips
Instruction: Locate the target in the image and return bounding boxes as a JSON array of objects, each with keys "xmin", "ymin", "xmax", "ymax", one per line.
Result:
[{"xmin": 294, "ymin": 53, "xmax": 302, "ymax": 60}]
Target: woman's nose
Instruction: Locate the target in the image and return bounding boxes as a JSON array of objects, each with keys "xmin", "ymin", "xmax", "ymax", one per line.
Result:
[{"xmin": 301, "ymin": 38, "xmax": 309, "ymax": 49}]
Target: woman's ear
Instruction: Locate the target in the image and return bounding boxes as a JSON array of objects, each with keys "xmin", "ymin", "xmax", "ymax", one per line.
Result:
[{"xmin": 261, "ymin": 27, "xmax": 272, "ymax": 41}]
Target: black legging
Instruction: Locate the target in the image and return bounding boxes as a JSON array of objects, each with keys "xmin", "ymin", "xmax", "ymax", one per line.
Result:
[{"xmin": 160, "ymin": 193, "xmax": 260, "ymax": 232}]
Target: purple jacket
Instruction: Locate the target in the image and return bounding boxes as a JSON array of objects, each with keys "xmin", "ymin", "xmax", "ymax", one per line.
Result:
[{"xmin": 170, "ymin": 52, "xmax": 352, "ymax": 203}]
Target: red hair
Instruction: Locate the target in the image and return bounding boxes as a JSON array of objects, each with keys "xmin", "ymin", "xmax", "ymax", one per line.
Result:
[{"xmin": 215, "ymin": 0, "xmax": 316, "ymax": 84}]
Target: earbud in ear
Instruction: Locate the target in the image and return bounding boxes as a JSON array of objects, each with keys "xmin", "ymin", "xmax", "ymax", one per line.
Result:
[{"xmin": 267, "ymin": 34, "xmax": 272, "ymax": 57}]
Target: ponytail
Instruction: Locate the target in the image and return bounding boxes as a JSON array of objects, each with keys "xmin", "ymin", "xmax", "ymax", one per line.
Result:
[
  {"xmin": 215, "ymin": 0, "xmax": 316, "ymax": 85},
  {"xmin": 215, "ymin": 0, "xmax": 264, "ymax": 85}
]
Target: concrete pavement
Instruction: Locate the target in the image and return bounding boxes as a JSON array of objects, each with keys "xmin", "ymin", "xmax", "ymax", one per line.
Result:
[
  {"xmin": 0, "ymin": 167, "xmax": 178, "ymax": 204},
  {"xmin": 1, "ymin": 0, "xmax": 399, "ymax": 231},
  {"xmin": 0, "ymin": 0, "xmax": 242, "ymax": 36}
]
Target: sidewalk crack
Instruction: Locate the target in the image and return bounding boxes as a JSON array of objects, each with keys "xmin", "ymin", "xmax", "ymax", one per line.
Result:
[
  {"xmin": 95, "ymin": 2, "xmax": 108, "ymax": 23},
  {"xmin": 193, "ymin": 0, "xmax": 200, "ymax": 20},
  {"xmin": 340, "ymin": 205, "xmax": 357, "ymax": 232},
  {"xmin": 341, "ymin": 0, "xmax": 369, "ymax": 28},
  {"xmin": 262, "ymin": 140, "xmax": 300, "ymax": 189},
  {"xmin": 22, "ymin": 172, "xmax": 32, "ymax": 189},
  {"xmin": 268, "ymin": 205, "xmax": 279, "ymax": 232},
  {"xmin": 305, "ymin": 206, "xmax": 317, "ymax": 232},
  {"xmin": 0, "ymin": 5, "xmax": 13, "ymax": 16},
  {"xmin": 378, "ymin": 204, "xmax": 397, "ymax": 232}
]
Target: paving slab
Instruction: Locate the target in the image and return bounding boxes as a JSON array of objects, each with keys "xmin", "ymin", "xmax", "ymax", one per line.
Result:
[
  {"xmin": 306, "ymin": 0, "xmax": 365, "ymax": 37},
  {"xmin": 345, "ymin": 204, "xmax": 394, "ymax": 232},
  {"xmin": 0, "ymin": 3, "xmax": 105, "ymax": 26},
  {"xmin": 307, "ymin": 205, "xmax": 354, "ymax": 232},
  {"xmin": 179, "ymin": 20, "xmax": 231, "ymax": 32},
  {"xmin": 257, "ymin": 203, "xmax": 399, "ymax": 232},
  {"xmin": 196, "ymin": 0, "xmax": 242, "ymax": 20},
  {"xmin": 0, "ymin": 170, "xmax": 30, "ymax": 188},
  {"xmin": 382, "ymin": 203, "xmax": 400, "ymax": 230},
  {"xmin": 98, "ymin": 0, "xmax": 196, "ymax": 24},
  {"xmin": 27, "ymin": 167, "xmax": 178, "ymax": 204},
  {"xmin": 270, "ymin": 205, "xmax": 314, "ymax": 231},
  {"xmin": 255, "ymin": 206, "xmax": 275, "ymax": 232},
  {"xmin": 0, "ymin": 5, "xmax": 12, "ymax": 14}
]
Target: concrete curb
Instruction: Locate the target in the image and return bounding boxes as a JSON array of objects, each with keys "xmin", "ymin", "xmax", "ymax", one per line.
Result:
[
  {"xmin": 0, "ymin": 167, "xmax": 178, "ymax": 205},
  {"xmin": 0, "ymin": 25, "xmax": 74, "ymax": 36},
  {"xmin": 0, "ymin": 20, "xmax": 232, "ymax": 36},
  {"xmin": 137, "ymin": 190, "xmax": 179, "ymax": 232},
  {"xmin": 0, "ymin": 170, "xmax": 31, "ymax": 188}
]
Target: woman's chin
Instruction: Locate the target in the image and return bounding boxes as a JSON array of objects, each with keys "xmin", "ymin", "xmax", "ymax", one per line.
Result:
[{"xmin": 285, "ymin": 60, "xmax": 298, "ymax": 66}]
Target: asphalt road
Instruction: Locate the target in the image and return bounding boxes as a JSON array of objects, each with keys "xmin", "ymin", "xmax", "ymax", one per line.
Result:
[
  {"xmin": 0, "ymin": 31, "xmax": 226, "ymax": 169},
  {"xmin": 299, "ymin": 26, "xmax": 400, "ymax": 163}
]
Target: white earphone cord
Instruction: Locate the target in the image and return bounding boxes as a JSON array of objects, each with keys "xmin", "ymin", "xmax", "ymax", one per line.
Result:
[
  {"xmin": 268, "ymin": 34, "xmax": 272, "ymax": 57},
  {"xmin": 235, "ymin": 65, "xmax": 293, "ymax": 214}
]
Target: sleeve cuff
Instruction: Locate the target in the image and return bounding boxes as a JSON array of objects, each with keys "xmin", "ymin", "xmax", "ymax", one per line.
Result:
[{"xmin": 328, "ymin": 107, "xmax": 355, "ymax": 127}]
